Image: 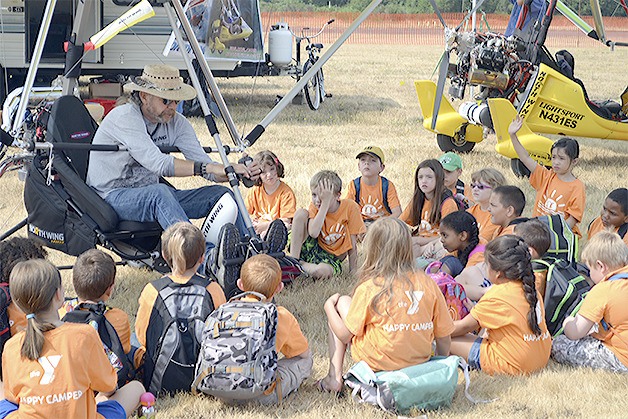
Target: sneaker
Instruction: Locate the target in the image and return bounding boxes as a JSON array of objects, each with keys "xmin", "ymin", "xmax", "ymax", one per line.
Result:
[
  {"xmin": 213, "ymin": 223, "xmax": 243, "ymax": 299},
  {"xmin": 264, "ymin": 219, "xmax": 288, "ymax": 255}
]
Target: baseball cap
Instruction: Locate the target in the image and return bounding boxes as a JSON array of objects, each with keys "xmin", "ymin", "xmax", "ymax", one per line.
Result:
[
  {"xmin": 356, "ymin": 146, "xmax": 385, "ymax": 164},
  {"xmin": 438, "ymin": 152, "xmax": 463, "ymax": 171}
]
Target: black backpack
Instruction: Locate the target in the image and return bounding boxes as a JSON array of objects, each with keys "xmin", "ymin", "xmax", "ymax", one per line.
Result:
[
  {"xmin": 0, "ymin": 283, "xmax": 11, "ymax": 380},
  {"xmin": 534, "ymin": 257, "xmax": 591, "ymax": 337},
  {"xmin": 62, "ymin": 301, "xmax": 135, "ymax": 387},
  {"xmin": 353, "ymin": 176, "xmax": 392, "ymax": 214},
  {"xmin": 144, "ymin": 274, "xmax": 216, "ymax": 395},
  {"xmin": 536, "ymin": 214, "xmax": 578, "ymax": 266}
]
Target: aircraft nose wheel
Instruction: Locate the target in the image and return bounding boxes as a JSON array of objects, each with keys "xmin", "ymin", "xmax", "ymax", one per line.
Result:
[{"xmin": 436, "ymin": 133, "xmax": 475, "ymax": 153}]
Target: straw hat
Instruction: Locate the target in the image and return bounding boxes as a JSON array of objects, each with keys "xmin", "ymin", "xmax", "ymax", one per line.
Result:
[{"xmin": 123, "ymin": 64, "xmax": 197, "ymax": 101}]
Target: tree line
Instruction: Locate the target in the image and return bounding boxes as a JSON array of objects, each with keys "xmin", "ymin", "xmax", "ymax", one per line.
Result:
[{"xmin": 261, "ymin": 0, "xmax": 627, "ymax": 16}]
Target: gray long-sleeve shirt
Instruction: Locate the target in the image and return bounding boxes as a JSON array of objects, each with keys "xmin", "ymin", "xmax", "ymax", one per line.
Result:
[{"xmin": 86, "ymin": 102, "xmax": 217, "ymax": 197}]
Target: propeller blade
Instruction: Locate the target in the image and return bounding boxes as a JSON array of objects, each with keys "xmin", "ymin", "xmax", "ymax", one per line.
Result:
[
  {"xmin": 456, "ymin": 0, "xmax": 488, "ymax": 31},
  {"xmin": 428, "ymin": 0, "xmax": 449, "ymax": 30},
  {"xmin": 431, "ymin": 49, "xmax": 450, "ymax": 130},
  {"xmin": 85, "ymin": 0, "xmax": 155, "ymax": 51}
]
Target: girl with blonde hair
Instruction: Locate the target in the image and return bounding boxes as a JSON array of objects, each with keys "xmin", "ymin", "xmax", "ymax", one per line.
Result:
[
  {"xmin": 0, "ymin": 259, "xmax": 144, "ymax": 418},
  {"xmin": 318, "ymin": 217, "xmax": 454, "ymax": 393}
]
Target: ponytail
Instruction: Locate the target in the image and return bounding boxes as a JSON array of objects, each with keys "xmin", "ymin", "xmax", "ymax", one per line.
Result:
[
  {"xmin": 9, "ymin": 259, "xmax": 62, "ymax": 360},
  {"xmin": 485, "ymin": 235, "xmax": 542, "ymax": 335}
]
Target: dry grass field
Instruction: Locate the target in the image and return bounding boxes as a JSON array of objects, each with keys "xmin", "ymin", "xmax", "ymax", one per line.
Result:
[{"xmin": 1, "ymin": 44, "xmax": 628, "ymax": 417}]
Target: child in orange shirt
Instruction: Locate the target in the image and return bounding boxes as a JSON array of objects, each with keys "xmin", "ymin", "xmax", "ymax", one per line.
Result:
[
  {"xmin": 245, "ymin": 150, "xmax": 297, "ymax": 240},
  {"xmin": 514, "ymin": 219, "xmax": 552, "ymax": 298},
  {"xmin": 0, "ymin": 259, "xmax": 144, "ymax": 418},
  {"xmin": 289, "ymin": 170, "xmax": 366, "ymax": 279},
  {"xmin": 220, "ymin": 254, "xmax": 312, "ymax": 404},
  {"xmin": 450, "ymin": 235, "xmax": 551, "ymax": 375},
  {"xmin": 61, "ymin": 249, "xmax": 144, "ymax": 386},
  {"xmin": 466, "ymin": 168, "xmax": 507, "ymax": 242},
  {"xmin": 136, "ymin": 223, "xmax": 226, "ymax": 394},
  {"xmin": 509, "ymin": 116, "xmax": 586, "ymax": 235},
  {"xmin": 439, "ymin": 211, "xmax": 488, "ymax": 301},
  {"xmin": 318, "ymin": 218, "xmax": 454, "ymax": 393},
  {"xmin": 0, "ymin": 237, "xmax": 48, "ymax": 337},
  {"xmin": 438, "ymin": 152, "xmax": 472, "ymax": 209},
  {"xmin": 552, "ymin": 231, "xmax": 628, "ymax": 372},
  {"xmin": 345, "ymin": 146, "xmax": 401, "ymax": 224},
  {"xmin": 399, "ymin": 159, "xmax": 459, "ymax": 259},
  {"xmin": 487, "ymin": 185, "xmax": 527, "ymax": 239},
  {"xmin": 587, "ymin": 188, "xmax": 628, "ymax": 246}
]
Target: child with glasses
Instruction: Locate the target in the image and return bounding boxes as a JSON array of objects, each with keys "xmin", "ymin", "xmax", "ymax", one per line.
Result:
[{"xmin": 466, "ymin": 168, "xmax": 507, "ymax": 242}]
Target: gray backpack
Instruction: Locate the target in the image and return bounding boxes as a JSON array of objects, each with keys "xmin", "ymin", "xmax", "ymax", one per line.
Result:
[{"xmin": 192, "ymin": 291, "xmax": 278, "ymax": 400}]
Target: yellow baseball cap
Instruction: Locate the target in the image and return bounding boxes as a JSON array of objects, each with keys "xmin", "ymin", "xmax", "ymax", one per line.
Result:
[{"xmin": 356, "ymin": 146, "xmax": 385, "ymax": 164}]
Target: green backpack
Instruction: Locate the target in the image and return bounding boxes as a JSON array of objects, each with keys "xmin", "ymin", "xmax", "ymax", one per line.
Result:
[{"xmin": 343, "ymin": 356, "xmax": 491, "ymax": 414}]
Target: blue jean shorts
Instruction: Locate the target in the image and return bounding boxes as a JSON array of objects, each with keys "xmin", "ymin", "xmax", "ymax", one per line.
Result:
[
  {"xmin": 0, "ymin": 399, "xmax": 125, "ymax": 419},
  {"xmin": 468, "ymin": 336, "xmax": 483, "ymax": 371}
]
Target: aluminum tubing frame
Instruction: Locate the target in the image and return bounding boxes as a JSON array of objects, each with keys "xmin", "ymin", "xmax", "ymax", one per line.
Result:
[{"xmin": 164, "ymin": 1, "xmax": 257, "ymax": 239}]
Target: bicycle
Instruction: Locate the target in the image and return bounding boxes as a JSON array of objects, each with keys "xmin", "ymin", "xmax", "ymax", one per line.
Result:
[{"xmin": 290, "ymin": 19, "xmax": 334, "ymax": 111}]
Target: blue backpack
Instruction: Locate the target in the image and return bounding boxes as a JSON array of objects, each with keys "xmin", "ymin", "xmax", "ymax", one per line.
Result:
[{"xmin": 353, "ymin": 176, "xmax": 392, "ymax": 214}]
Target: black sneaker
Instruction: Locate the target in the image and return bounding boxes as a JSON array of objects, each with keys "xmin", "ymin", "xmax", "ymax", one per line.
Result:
[
  {"xmin": 264, "ymin": 219, "xmax": 288, "ymax": 255},
  {"xmin": 212, "ymin": 223, "xmax": 243, "ymax": 299}
]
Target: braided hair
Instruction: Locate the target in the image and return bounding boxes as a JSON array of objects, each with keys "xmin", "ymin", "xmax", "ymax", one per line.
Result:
[
  {"xmin": 485, "ymin": 235, "xmax": 542, "ymax": 335},
  {"xmin": 440, "ymin": 211, "xmax": 480, "ymax": 268}
]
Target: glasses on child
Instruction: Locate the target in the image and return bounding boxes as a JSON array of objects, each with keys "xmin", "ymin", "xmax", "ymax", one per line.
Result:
[
  {"xmin": 161, "ymin": 98, "xmax": 180, "ymax": 106},
  {"xmin": 471, "ymin": 183, "xmax": 492, "ymax": 190}
]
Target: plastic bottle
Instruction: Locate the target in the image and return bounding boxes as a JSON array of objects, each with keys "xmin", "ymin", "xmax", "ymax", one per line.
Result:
[{"xmin": 137, "ymin": 392, "xmax": 156, "ymax": 418}]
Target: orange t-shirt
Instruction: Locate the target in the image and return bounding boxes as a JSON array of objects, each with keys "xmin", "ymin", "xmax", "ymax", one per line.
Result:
[
  {"xmin": 135, "ymin": 275, "xmax": 226, "ymax": 347},
  {"xmin": 448, "ymin": 183, "xmax": 474, "ymax": 207},
  {"xmin": 345, "ymin": 177, "xmax": 401, "ymax": 221},
  {"xmin": 345, "ymin": 272, "xmax": 455, "ymax": 372},
  {"xmin": 245, "ymin": 181, "xmax": 297, "ymax": 222},
  {"xmin": 467, "ymin": 204, "xmax": 500, "ymax": 243},
  {"xmin": 8, "ymin": 301, "xmax": 26, "ymax": 336},
  {"xmin": 399, "ymin": 197, "xmax": 458, "ymax": 237},
  {"xmin": 2, "ymin": 323, "xmax": 117, "ymax": 419},
  {"xmin": 578, "ymin": 266, "xmax": 628, "ymax": 367},
  {"xmin": 491, "ymin": 223, "xmax": 516, "ymax": 241},
  {"xmin": 529, "ymin": 166, "xmax": 586, "ymax": 236},
  {"xmin": 588, "ymin": 217, "xmax": 628, "ymax": 246},
  {"xmin": 471, "ymin": 280, "xmax": 551, "ymax": 375},
  {"xmin": 307, "ymin": 200, "xmax": 366, "ymax": 256},
  {"xmin": 534, "ymin": 270, "xmax": 548, "ymax": 300}
]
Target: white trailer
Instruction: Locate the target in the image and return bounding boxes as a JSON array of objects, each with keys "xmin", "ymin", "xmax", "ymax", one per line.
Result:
[{"xmin": 0, "ymin": 0, "xmax": 272, "ymax": 103}]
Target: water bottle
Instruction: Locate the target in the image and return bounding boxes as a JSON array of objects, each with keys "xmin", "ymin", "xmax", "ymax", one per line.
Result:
[{"xmin": 137, "ymin": 392, "xmax": 156, "ymax": 418}]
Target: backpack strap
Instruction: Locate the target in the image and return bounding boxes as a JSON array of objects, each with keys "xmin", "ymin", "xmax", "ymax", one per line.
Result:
[
  {"xmin": 381, "ymin": 177, "xmax": 392, "ymax": 214},
  {"xmin": 608, "ymin": 273, "xmax": 628, "ymax": 281},
  {"xmin": 456, "ymin": 179, "xmax": 465, "ymax": 196},
  {"xmin": 353, "ymin": 178, "xmax": 361, "ymax": 206},
  {"xmin": 618, "ymin": 223, "xmax": 628, "ymax": 239}
]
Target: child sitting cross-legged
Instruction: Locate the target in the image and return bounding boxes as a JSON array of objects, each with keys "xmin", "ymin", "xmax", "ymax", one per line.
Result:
[
  {"xmin": 487, "ymin": 185, "xmax": 528, "ymax": 240},
  {"xmin": 400, "ymin": 159, "xmax": 459, "ymax": 259},
  {"xmin": 0, "ymin": 259, "xmax": 144, "ymax": 418},
  {"xmin": 318, "ymin": 217, "xmax": 454, "ymax": 394},
  {"xmin": 345, "ymin": 146, "xmax": 402, "ymax": 225},
  {"xmin": 466, "ymin": 168, "xmax": 507, "ymax": 242},
  {"xmin": 136, "ymin": 222, "xmax": 226, "ymax": 395},
  {"xmin": 61, "ymin": 249, "xmax": 145, "ymax": 388},
  {"xmin": 218, "ymin": 254, "xmax": 313, "ymax": 404},
  {"xmin": 438, "ymin": 211, "xmax": 488, "ymax": 301},
  {"xmin": 552, "ymin": 231, "xmax": 628, "ymax": 373},
  {"xmin": 450, "ymin": 235, "xmax": 551, "ymax": 375},
  {"xmin": 290, "ymin": 170, "xmax": 366, "ymax": 279},
  {"xmin": 587, "ymin": 188, "xmax": 628, "ymax": 246}
]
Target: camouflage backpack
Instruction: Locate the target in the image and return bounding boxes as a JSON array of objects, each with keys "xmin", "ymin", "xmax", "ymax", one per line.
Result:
[{"xmin": 192, "ymin": 291, "xmax": 278, "ymax": 400}]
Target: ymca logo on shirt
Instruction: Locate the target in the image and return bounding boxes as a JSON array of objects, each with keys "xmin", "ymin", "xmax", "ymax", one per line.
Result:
[
  {"xmin": 322, "ymin": 223, "xmax": 345, "ymax": 245},
  {"xmin": 404, "ymin": 290, "xmax": 425, "ymax": 315},
  {"xmin": 538, "ymin": 189, "xmax": 566, "ymax": 215},
  {"xmin": 33, "ymin": 355, "xmax": 62, "ymax": 385}
]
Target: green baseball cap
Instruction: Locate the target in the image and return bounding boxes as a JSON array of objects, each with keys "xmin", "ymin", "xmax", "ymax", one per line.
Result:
[{"xmin": 438, "ymin": 152, "xmax": 462, "ymax": 171}]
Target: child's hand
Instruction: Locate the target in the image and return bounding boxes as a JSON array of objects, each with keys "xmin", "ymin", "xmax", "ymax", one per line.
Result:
[
  {"xmin": 318, "ymin": 178, "xmax": 336, "ymax": 204},
  {"xmin": 508, "ymin": 115, "xmax": 523, "ymax": 136}
]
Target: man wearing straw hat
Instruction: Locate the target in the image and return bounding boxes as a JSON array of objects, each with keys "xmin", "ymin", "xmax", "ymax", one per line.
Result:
[{"xmin": 86, "ymin": 64, "xmax": 259, "ymax": 274}]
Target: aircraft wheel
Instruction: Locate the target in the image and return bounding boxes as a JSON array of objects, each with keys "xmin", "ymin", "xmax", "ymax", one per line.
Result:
[
  {"xmin": 510, "ymin": 158, "xmax": 531, "ymax": 178},
  {"xmin": 437, "ymin": 134, "xmax": 475, "ymax": 153}
]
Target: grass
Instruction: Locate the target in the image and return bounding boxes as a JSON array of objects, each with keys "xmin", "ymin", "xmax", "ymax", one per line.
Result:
[{"xmin": 2, "ymin": 44, "xmax": 628, "ymax": 417}]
